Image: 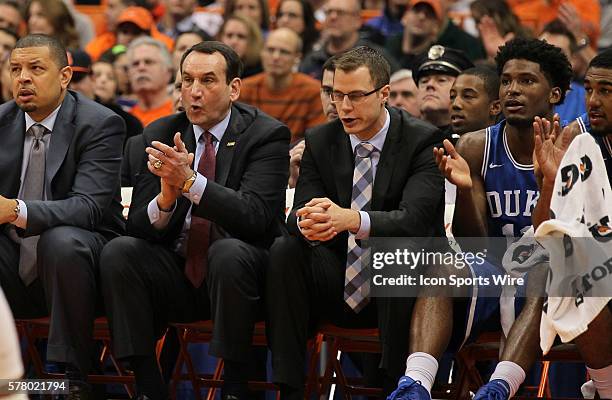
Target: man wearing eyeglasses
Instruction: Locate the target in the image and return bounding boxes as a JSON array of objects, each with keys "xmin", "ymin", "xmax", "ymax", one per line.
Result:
[{"xmin": 267, "ymin": 46, "xmax": 445, "ymax": 399}]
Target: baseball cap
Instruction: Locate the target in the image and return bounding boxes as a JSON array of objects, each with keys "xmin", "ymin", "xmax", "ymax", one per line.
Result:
[
  {"xmin": 67, "ymin": 49, "xmax": 92, "ymax": 82},
  {"xmin": 116, "ymin": 6, "xmax": 154, "ymax": 32}
]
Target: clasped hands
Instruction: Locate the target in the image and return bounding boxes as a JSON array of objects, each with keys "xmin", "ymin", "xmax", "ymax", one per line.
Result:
[
  {"xmin": 296, "ymin": 198, "xmax": 361, "ymax": 242},
  {"xmin": 146, "ymin": 132, "xmax": 195, "ymax": 208}
]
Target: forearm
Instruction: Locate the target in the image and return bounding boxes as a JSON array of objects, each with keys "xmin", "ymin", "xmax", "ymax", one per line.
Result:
[
  {"xmin": 532, "ymin": 180, "xmax": 554, "ymax": 231},
  {"xmin": 452, "ymin": 188, "xmax": 488, "ymax": 237}
]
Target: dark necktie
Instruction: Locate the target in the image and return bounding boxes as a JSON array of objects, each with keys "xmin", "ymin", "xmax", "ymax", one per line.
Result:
[
  {"xmin": 19, "ymin": 124, "xmax": 48, "ymax": 285},
  {"xmin": 344, "ymin": 142, "xmax": 375, "ymax": 312},
  {"xmin": 185, "ymin": 131, "xmax": 216, "ymax": 288}
]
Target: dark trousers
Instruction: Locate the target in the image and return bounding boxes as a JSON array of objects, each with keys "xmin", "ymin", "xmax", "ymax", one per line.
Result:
[
  {"xmin": 0, "ymin": 226, "xmax": 107, "ymax": 374},
  {"xmin": 100, "ymin": 236, "xmax": 268, "ymax": 363},
  {"xmin": 267, "ymin": 237, "xmax": 377, "ymax": 389},
  {"xmin": 267, "ymin": 235, "xmax": 414, "ymax": 393}
]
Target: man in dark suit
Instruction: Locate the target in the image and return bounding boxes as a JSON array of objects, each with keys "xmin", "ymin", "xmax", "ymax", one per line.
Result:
[
  {"xmin": 267, "ymin": 46, "xmax": 445, "ymax": 399},
  {"xmin": 0, "ymin": 34, "xmax": 125, "ymax": 389},
  {"xmin": 100, "ymin": 41, "xmax": 290, "ymax": 400}
]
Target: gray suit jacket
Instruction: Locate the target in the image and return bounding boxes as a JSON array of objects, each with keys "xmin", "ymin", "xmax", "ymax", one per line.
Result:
[{"xmin": 0, "ymin": 90, "xmax": 125, "ymax": 239}]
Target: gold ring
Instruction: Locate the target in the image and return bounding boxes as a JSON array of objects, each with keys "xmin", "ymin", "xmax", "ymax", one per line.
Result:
[{"xmin": 153, "ymin": 160, "xmax": 163, "ymax": 170}]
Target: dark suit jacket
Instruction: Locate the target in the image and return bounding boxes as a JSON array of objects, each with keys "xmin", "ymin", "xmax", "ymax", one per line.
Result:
[
  {"xmin": 127, "ymin": 102, "xmax": 290, "ymax": 249},
  {"xmin": 287, "ymin": 106, "xmax": 446, "ymax": 376},
  {"xmin": 121, "ymin": 134, "xmax": 147, "ymax": 187},
  {"xmin": 0, "ymin": 90, "xmax": 125, "ymax": 239},
  {"xmin": 288, "ymin": 106, "xmax": 446, "ymax": 249}
]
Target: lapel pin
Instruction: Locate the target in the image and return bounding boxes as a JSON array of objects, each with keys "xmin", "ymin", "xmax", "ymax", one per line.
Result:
[{"xmin": 226, "ymin": 141, "xmax": 236, "ymax": 147}]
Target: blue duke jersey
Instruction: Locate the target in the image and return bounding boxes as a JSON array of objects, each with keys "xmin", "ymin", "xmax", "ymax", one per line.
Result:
[
  {"xmin": 577, "ymin": 113, "xmax": 612, "ymax": 186},
  {"xmin": 481, "ymin": 120, "xmax": 539, "ymax": 240}
]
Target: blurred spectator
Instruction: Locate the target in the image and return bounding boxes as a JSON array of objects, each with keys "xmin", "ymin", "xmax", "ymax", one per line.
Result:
[
  {"xmin": 63, "ymin": 0, "xmax": 95, "ymax": 48},
  {"xmin": 99, "ymin": 44, "xmax": 137, "ymax": 110},
  {"xmin": 600, "ymin": 0, "xmax": 612, "ymax": 51},
  {"xmin": 0, "ymin": 55, "xmax": 11, "ymax": 102},
  {"xmin": 171, "ymin": 68, "xmax": 182, "ymax": 112},
  {"xmin": 92, "ymin": 59, "xmax": 144, "ymax": 138},
  {"xmin": 85, "ymin": 0, "xmax": 131, "ymax": 60},
  {"xmin": 385, "ymin": 0, "xmax": 485, "ymax": 72},
  {"xmin": 240, "ymin": 28, "xmax": 326, "ymax": 143},
  {"xmin": 389, "ymin": 68, "xmax": 420, "ymax": 117},
  {"xmin": 507, "ymin": 0, "xmax": 600, "ymax": 47},
  {"xmin": 413, "ymin": 45, "xmax": 474, "ymax": 132},
  {"xmin": 539, "ymin": 19, "xmax": 589, "ymax": 122},
  {"xmin": 25, "ymin": 0, "xmax": 79, "ymax": 49},
  {"xmin": 319, "ymin": 54, "xmax": 338, "ymax": 121},
  {"xmin": 364, "ymin": 0, "xmax": 406, "ymax": 37},
  {"xmin": 171, "ymin": 29, "xmax": 209, "ymax": 72},
  {"xmin": 67, "ymin": 49, "xmax": 95, "ymax": 98},
  {"xmin": 127, "ymin": 36, "xmax": 173, "ymax": 126},
  {"xmin": 0, "ymin": 0, "xmax": 22, "ymax": 37},
  {"xmin": 224, "ymin": 0, "xmax": 270, "ymax": 33},
  {"xmin": 0, "ymin": 27, "xmax": 17, "ymax": 62},
  {"xmin": 300, "ymin": 0, "xmax": 399, "ymax": 80},
  {"xmin": 470, "ymin": 0, "xmax": 532, "ymax": 60},
  {"xmin": 92, "ymin": 60, "xmax": 118, "ymax": 104},
  {"xmin": 157, "ymin": 0, "xmax": 223, "ymax": 39},
  {"xmin": 86, "ymin": 6, "xmax": 173, "ymax": 62},
  {"xmin": 218, "ymin": 14, "xmax": 264, "ymax": 78},
  {"xmin": 274, "ymin": 0, "xmax": 319, "ymax": 54}
]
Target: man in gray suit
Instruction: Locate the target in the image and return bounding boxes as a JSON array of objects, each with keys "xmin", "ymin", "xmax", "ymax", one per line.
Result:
[{"xmin": 0, "ymin": 34, "xmax": 125, "ymax": 392}]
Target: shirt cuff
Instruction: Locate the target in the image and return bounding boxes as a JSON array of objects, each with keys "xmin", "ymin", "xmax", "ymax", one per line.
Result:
[
  {"xmin": 355, "ymin": 211, "xmax": 370, "ymax": 239},
  {"xmin": 182, "ymin": 174, "xmax": 207, "ymax": 205},
  {"xmin": 12, "ymin": 199, "xmax": 26, "ymax": 229},
  {"xmin": 147, "ymin": 196, "xmax": 175, "ymax": 229}
]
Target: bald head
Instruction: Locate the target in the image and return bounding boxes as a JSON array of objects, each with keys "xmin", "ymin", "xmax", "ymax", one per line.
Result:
[
  {"xmin": 261, "ymin": 28, "xmax": 303, "ymax": 79},
  {"xmin": 267, "ymin": 27, "xmax": 302, "ymax": 54}
]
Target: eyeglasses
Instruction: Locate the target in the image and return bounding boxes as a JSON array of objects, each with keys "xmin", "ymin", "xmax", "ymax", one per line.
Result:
[
  {"xmin": 331, "ymin": 86, "xmax": 384, "ymax": 104},
  {"xmin": 389, "ymin": 90, "xmax": 415, "ymax": 99}
]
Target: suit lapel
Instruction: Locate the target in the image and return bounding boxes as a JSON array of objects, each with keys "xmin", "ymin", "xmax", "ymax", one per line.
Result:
[
  {"xmin": 0, "ymin": 105, "xmax": 25, "ymax": 197},
  {"xmin": 216, "ymin": 106, "xmax": 244, "ymax": 186},
  {"xmin": 46, "ymin": 93, "xmax": 76, "ymax": 186},
  {"xmin": 372, "ymin": 108, "xmax": 402, "ymax": 210},
  {"xmin": 332, "ymin": 129, "xmax": 354, "ymax": 208},
  {"xmin": 182, "ymin": 122, "xmax": 196, "ymax": 154}
]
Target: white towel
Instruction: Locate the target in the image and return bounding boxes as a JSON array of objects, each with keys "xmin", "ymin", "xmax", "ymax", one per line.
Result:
[{"xmin": 534, "ymin": 133, "xmax": 612, "ymax": 353}]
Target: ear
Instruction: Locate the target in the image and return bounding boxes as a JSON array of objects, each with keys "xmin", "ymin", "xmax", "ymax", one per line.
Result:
[
  {"xmin": 60, "ymin": 66, "xmax": 73, "ymax": 90},
  {"xmin": 379, "ymin": 84, "xmax": 390, "ymax": 104},
  {"xmin": 489, "ymin": 99, "xmax": 501, "ymax": 117},
  {"xmin": 549, "ymin": 86, "xmax": 562, "ymax": 105},
  {"xmin": 229, "ymin": 77, "xmax": 241, "ymax": 102}
]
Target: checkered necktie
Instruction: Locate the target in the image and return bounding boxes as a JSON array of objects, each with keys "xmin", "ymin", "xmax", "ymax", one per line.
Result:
[{"xmin": 344, "ymin": 142, "xmax": 375, "ymax": 313}]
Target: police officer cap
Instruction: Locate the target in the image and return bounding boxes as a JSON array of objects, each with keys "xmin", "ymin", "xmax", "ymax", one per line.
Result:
[{"xmin": 412, "ymin": 45, "xmax": 474, "ymax": 85}]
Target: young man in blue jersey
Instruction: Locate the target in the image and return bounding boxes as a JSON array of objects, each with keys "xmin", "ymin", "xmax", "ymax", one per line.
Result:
[
  {"xmin": 387, "ymin": 38, "xmax": 573, "ymax": 400},
  {"xmin": 526, "ymin": 49, "xmax": 612, "ymax": 400}
]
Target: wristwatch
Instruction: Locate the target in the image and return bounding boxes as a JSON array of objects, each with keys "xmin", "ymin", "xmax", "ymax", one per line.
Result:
[
  {"xmin": 182, "ymin": 170, "xmax": 197, "ymax": 193},
  {"xmin": 13, "ymin": 200, "xmax": 20, "ymax": 220}
]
